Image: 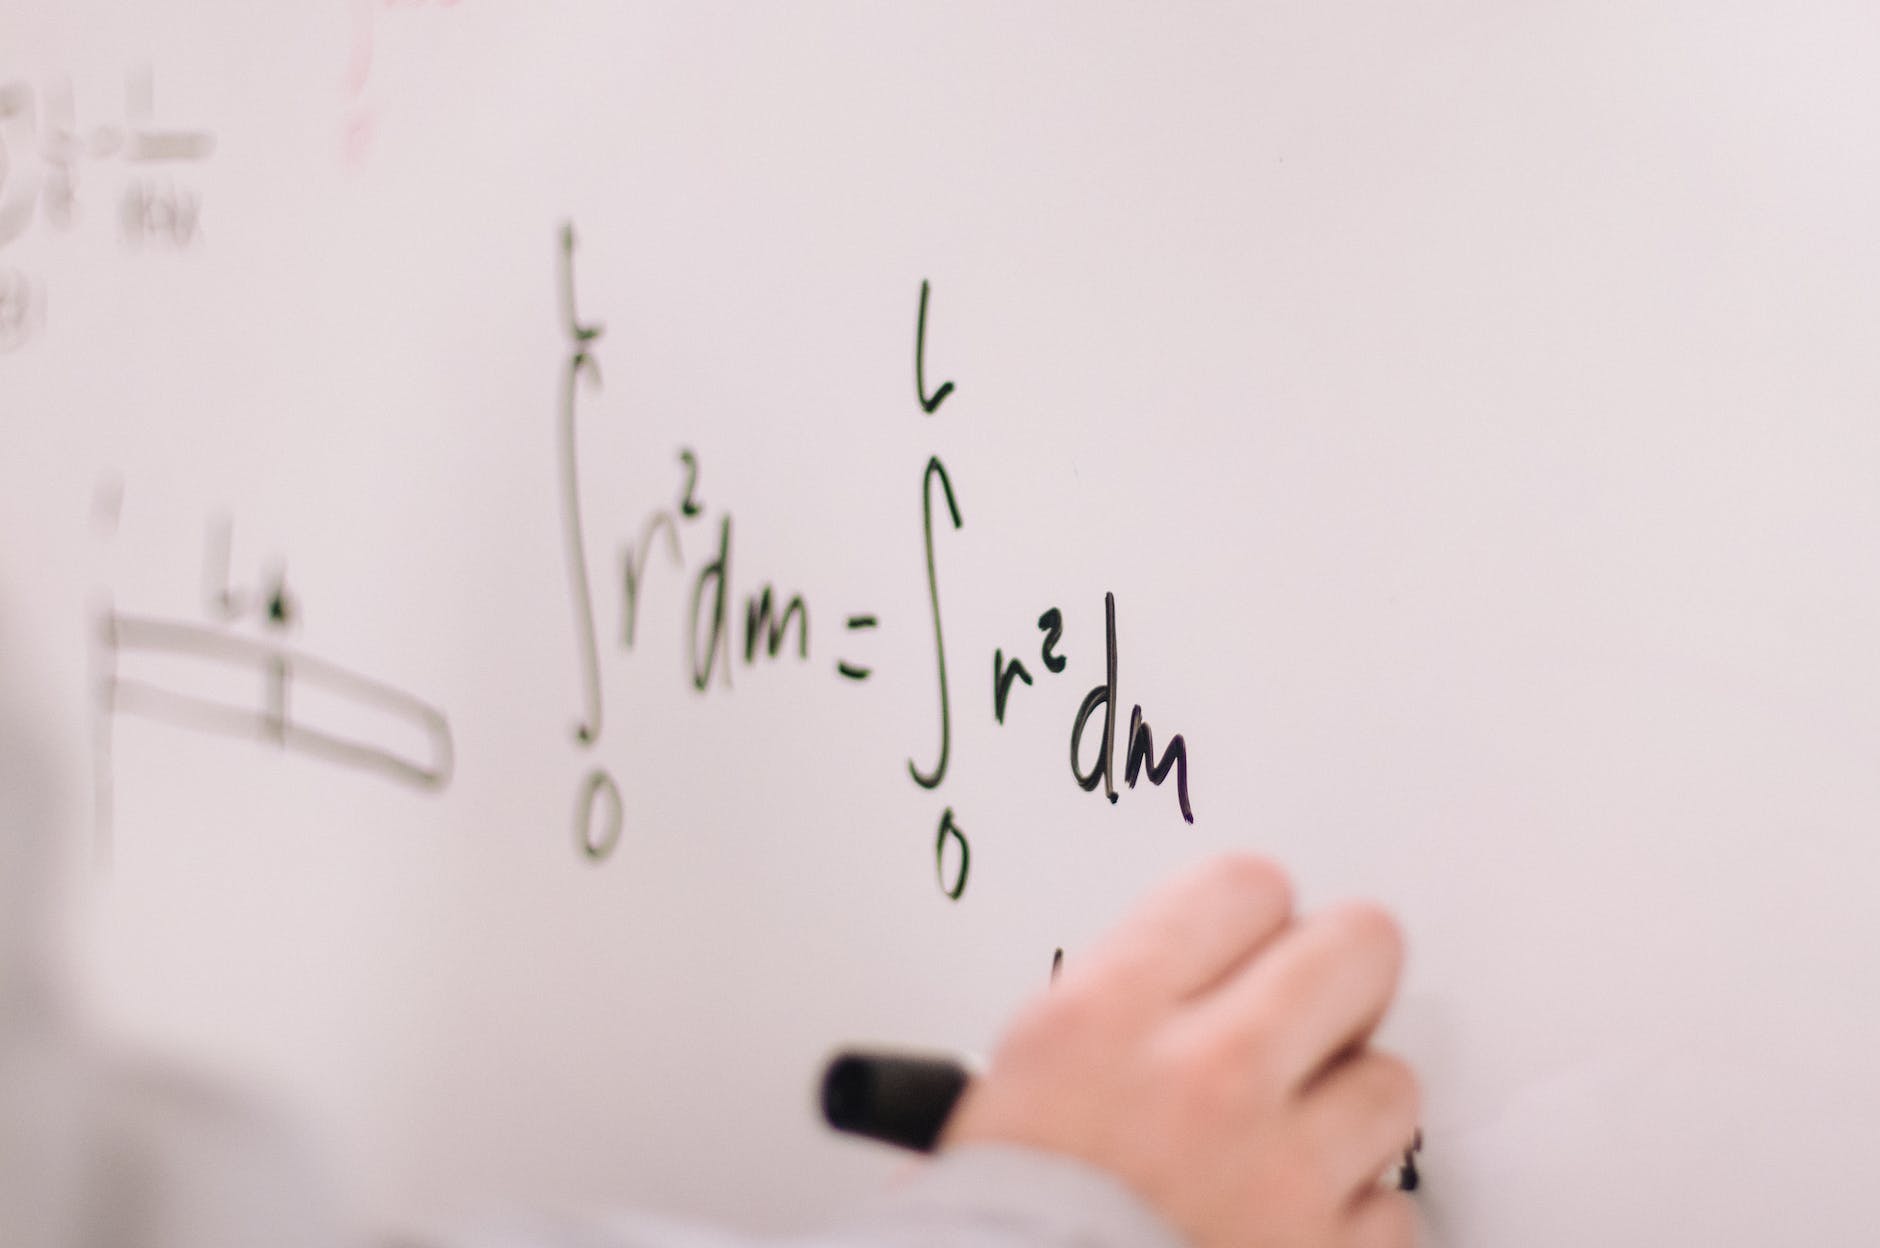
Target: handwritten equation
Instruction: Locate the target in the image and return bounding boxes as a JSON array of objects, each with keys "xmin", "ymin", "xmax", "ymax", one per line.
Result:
[
  {"xmin": 92, "ymin": 497, "xmax": 453, "ymax": 857},
  {"xmin": 0, "ymin": 68, "xmax": 216, "ymax": 351},
  {"xmin": 553, "ymin": 225, "xmax": 1194, "ymax": 899}
]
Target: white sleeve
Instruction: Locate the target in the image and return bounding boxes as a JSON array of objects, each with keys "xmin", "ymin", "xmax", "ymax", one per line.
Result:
[
  {"xmin": 439, "ymin": 1145, "xmax": 1188, "ymax": 1248},
  {"xmin": 825, "ymin": 1144, "xmax": 1189, "ymax": 1248}
]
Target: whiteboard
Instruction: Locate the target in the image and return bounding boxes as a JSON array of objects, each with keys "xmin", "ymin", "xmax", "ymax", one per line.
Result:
[{"xmin": 5, "ymin": 3, "xmax": 1879, "ymax": 1244}]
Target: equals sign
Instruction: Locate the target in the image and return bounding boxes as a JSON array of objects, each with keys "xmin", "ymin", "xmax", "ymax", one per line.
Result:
[{"xmin": 837, "ymin": 615, "xmax": 877, "ymax": 681}]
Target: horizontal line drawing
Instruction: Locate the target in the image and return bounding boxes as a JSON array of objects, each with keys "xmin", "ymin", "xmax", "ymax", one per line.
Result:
[{"xmin": 99, "ymin": 611, "xmax": 453, "ymax": 791}]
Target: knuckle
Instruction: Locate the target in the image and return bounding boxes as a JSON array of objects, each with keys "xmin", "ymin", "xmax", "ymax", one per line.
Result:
[
  {"xmin": 1157, "ymin": 1023, "xmax": 1256, "ymax": 1105},
  {"xmin": 1071, "ymin": 942, "xmax": 1163, "ymax": 1012},
  {"xmin": 1242, "ymin": 1023, "xmax": 1294, "ymax": 1089},
  {"xmin": 1210, "ymin": 852, "xmax": 1294, "ymax": 916},
  {"xmin": 1183, "ymin": 1021, "xmax": 1251, "ymax": 1079},
  {"xmin": 1154, "ymin": 1018, "xmax": 1222, "ymax": 1083},
  {"xmin": 1186, "ymin": 1019, "xmax": 1289, "ymax": 1104},
  {"xmin": 1334, "ymin": 900, "xmax": 1404, "ymax": 967},
  {"xmin": 1018, "ymin": 973, "xmax": 1117, "ymax": 1045}
]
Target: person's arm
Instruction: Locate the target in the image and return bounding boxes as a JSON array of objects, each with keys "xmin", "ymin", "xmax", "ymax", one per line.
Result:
[
  {"xmin": 940, "ymin": 853, "xmax": 1418, "ymax": 1248},
  {"xmin": 457, "ymin": 854, "xmax": 1416, "ymax": 1248}
]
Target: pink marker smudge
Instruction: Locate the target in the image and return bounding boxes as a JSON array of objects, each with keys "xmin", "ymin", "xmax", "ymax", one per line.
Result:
[{"xmin": 341, "ymin": 0, "xmax": 376, "ymax": 166}]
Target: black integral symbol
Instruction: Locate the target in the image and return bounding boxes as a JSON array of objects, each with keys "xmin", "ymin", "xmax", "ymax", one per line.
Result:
[
  {"xmin": 909, "ymin": 456, "xmax": 962, "ymax": 790},
  {"xmin": 556, "ymin": 222, "xmax": 606, "ymax": 745}
]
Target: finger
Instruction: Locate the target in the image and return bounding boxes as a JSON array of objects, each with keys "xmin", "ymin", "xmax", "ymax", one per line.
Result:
[
  {"xmin": 1346, "ymin": 1189, "xmax": 1418, "ymax": 1248},
  {"xmin": 1076, "ymin": 854, "xmax": 1293, "ymax": 1001},
  {"xmin": 1201, "ymin": 900, "xmax": 1404, "ymax": 1089},
  {"xmin": 1299, "ymin": 1049, "xmax": 1420, "ymax": 1199}
]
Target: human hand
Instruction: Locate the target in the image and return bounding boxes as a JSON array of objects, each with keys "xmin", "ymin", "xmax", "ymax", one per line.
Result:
[{"xmin": 943, "ymin": 855, "xmax": 1417, "ymax": 1248}]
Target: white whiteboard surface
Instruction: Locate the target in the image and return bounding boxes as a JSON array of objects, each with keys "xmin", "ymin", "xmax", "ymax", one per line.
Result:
[{"xmin": 6, "ymin": 3, "xmax": 1880, "ymax": 1244}]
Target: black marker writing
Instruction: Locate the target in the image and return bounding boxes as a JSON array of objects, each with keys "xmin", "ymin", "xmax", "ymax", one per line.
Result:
[
  {"xmin": 1037, "ymin": 607, "xmax": 1067, "ymax": 673},
  {"xmin": 265, "ymin": 581, "xmax": 293, "ymax": 627},
  {"xmin": 609, "ymin": 449, "xmax": 824, "ymax": 691},
  {"xmin": 915, "ymin": 279, "xmax": 954, "ymax": 414},
  {"xmin": 1125, "ymin": 703, "xmax": 1193, "ymax": 823},
  {"xmin": 677, "ymin": 447, "xmax": 704, "ymax": 517},
  {"xmin": 100, "ymin": 612, "xmax": 453, "ymax": 790},
  {"xmin": 576, "ymin": 767, "xmax": 624, "ymax": 862},
  {"xmin": 620, "ymin": 511, "xmax": 682, "ymax": 647},
  {"xmin": 1063, "ymin": 592, "xmax": 1196, "ymax": 823},
  {"xmin": 202, "ymin": 515, "xmax": 295, "ymax": 630},
  {"xmin": 744, "ymin": 587, "xmax": 808, "ymax": 662},
  {"xmin": 690, "ymin": 515, "xmax": 733, "ymax": 691},
  {"xmin": 909, "ymin": 456, "xmax": 963, "ymax": 789},
  {"xmin": 992, "ymin": 649, "xmax": 1032, "ymax": 723},
  {"xmin": 838, "ymin": 615, "xmax": 876, "ymax": 681},
  {"xmin": 1069, "ymin": 592, "xmax": 1120, "ymax": 804},
  {"xmin": 556, "ymin": 222, "xmax": 606, "ymax": 744},
  {"xmin": 934, "ymin": 807, "xmax": 969, "ymax": 901},
  {"xmin": 552, "ymin": 222, "xmax": 635, "ymax": 866}
]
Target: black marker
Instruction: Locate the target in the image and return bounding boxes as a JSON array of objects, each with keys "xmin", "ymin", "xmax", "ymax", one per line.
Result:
[{"xmin": 819, "ymin": 1050, "xmax": 973, "ymax": 1153}]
